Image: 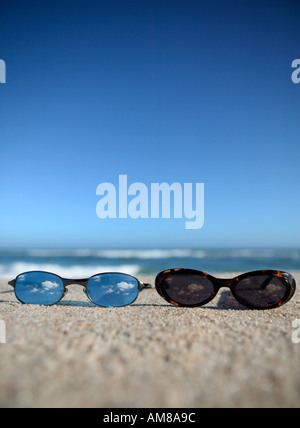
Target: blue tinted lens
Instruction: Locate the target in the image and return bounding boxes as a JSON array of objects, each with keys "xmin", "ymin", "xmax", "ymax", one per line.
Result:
[
  {"xmin": 86, "ymin": 274, "xmax": 139, "ymax": 307},
  {"xmin": 15, "ymin": 272, "xmax": 64, "ymax": 305}
]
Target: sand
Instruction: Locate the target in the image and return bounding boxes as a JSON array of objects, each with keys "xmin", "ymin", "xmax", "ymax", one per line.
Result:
[{"xmin": 0, "ymin": 273, "xmax": 300, "ymax": 408}]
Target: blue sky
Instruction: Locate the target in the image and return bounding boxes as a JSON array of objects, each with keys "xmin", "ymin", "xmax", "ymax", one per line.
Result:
[{"xmin": 0, "ymin": 0, "xmax": 299, "ymax": 249}]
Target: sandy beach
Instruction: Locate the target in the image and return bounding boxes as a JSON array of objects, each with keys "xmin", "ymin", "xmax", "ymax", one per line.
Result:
[{"xmin": 0, "ymin": 273, "xmax": 300, "ymax": 408}]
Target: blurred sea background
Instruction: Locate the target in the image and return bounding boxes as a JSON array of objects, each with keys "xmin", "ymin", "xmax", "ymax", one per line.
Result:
[
  {"xmin": 1, "ymin": 3, "xmax": 300, "ymax": 281},
  {"xmin": 0, "ymin": 248, "xmax": 299, "ymax": 279}
]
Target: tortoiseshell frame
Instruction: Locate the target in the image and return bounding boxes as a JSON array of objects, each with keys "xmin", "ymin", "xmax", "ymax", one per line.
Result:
[
  {"xmin": 8, "ymin": 271, "xmax": 152, "ymax": 307},
  {"xmin": 155, "ymin": 269, "xmax": 296, "ymax": 310}
]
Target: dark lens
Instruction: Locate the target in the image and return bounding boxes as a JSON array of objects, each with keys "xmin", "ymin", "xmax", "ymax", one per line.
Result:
[
  {"xmin": 86, "ymin": 273, "xmax": 139, "ymax": 307},
  {"xmin": 161, "ymin": 272, "xmax": 215, "ymax": 306},
  {"xmin": 234, "ymin": 274, "xmax": 289, "ymax": 309},
  {"xmin": 15, "ymin": 272, "xmax": 64, "ymax": 305}
]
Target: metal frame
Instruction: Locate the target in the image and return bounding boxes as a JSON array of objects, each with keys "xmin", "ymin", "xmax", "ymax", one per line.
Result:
[{"xmin": 8, "ymin": 271, "xmax": 152, "ymax": 307}]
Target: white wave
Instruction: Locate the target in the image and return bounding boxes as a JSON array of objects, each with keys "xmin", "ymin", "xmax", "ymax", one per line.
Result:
[
  {"xmin": 26, "ymin": 249, "xmax": 92, "ymax": 257},
  {"xmin": 0, "ymin": 262, "xmax": 141, "ymax": 279},
  {"xmin": 23, "ymin": 248, "xmax": 207, "ymax": 259},
  {"xmin": 93, "ymin": 249, "xmax": 198, "ymax": 259},
  {"xmin": 291, "ymin": 251, "xmax": 300, "ymax": 260},
  {"xmin": 208, "ymin": 249, "xmax": 280, "ymax": 258},
  {"xmin": 3, "ymin": 248, "xmax": 299, "ymax": 263}
]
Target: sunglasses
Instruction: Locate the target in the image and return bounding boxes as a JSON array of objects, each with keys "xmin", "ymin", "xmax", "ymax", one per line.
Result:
[
  {"xmin": 8, "ymin": 269, "xmax": 296, "ymax": 310},
  {"xmin": 155, "ymin": 269, "xmax": 296, "ymax": 310},
  {"xmin": 8, "ymin": 271, "xmax": 151, "ymax": 307}
]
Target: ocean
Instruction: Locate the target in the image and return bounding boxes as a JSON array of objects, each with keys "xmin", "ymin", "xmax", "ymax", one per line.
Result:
[{"xmin": 0, "ymin": 248, "xmax": 299, "ymax": 279}]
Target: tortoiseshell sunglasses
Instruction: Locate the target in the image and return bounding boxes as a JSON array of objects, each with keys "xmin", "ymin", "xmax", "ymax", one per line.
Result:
[{"xmin": 155, "ymin": 269, "xmax": 296, "ymax": 310}]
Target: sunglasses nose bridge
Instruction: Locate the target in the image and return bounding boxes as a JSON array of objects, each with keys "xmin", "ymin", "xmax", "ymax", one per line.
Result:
[
  {"xmin": 62, "ymin": 279, "xmax": 88, "ymax": 287},
  {"xmin": 218, "ymin": 278, "xmax": 235, "ymax": 289}
]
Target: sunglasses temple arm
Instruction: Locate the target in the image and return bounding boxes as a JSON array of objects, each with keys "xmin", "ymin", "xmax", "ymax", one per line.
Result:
[
  {"xmin": 139, "ymin": 282, "xmax": 152, "ymax": 291},
  {"xmin": 259, "ymin": 275, "xmax": 286, "ymax": 290},
  {"xmin": 259, "ymin": 276, "xmax": 273, "ymax": 290},
  {"xmin": 8, "ymin": 280, "xmax": 15, "ymax": 287}
]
